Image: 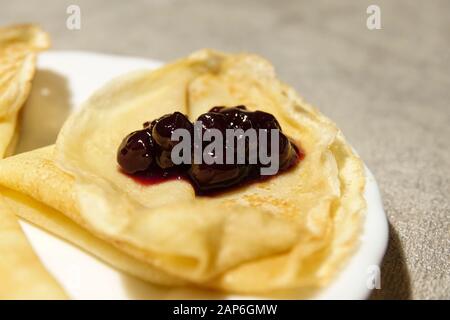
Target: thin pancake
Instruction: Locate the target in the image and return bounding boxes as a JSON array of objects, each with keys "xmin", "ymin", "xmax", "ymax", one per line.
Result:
[
  {"xmin": 0, "ymin": 194, "xmax": 66, "ymax": 299},
  {"xmin": 0, "ymin": 24, "xmax": 66, "ymax": 299},
  {"xmin": 0, "ymin": 50, "xmax": 365, "ymax": 294},
  {"xmin": 0, "ymin": 23, "xmax": 49, "ymax": 155}
]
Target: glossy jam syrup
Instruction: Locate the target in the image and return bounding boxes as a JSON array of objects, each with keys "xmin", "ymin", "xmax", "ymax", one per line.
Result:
[{"xmin": 124, "ymin": 142, "xmax": 304, "ymax": 195}]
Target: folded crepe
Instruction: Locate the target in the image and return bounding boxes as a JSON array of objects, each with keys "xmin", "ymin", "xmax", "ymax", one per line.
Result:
[
  {"xmin": 0, "ymin": 24, "xmax": 67, "ymax": 299},
  {"xmin": 0, "ymin": 50, "xmax": 365, "ymax": 294},
  {"xmin": 0, "ymin": 24, "xmax": 50, "ymax": 157},
  {"xmin": 0, "ymin": 194, "xmax": 67, "ymax": 299}
]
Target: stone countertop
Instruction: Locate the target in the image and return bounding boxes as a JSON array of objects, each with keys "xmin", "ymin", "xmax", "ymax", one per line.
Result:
[{"xmin": 1, "ymin": 0, "xmax": 449, "ymax": 299}]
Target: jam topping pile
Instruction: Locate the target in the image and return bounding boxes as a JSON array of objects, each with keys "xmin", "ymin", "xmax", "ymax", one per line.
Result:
[{"xmin": 117, "ymin": 106, "xmax": 302, "ymax": 194}]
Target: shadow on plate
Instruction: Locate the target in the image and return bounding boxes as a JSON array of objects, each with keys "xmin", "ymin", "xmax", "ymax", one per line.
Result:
[
  {"xmin": 121, "ymin": 276, "xmax": 226, "ymax": 300},
  {"xmin": 121, "ymin": 274, "xmax": 318, "ymax": 300},
  {"xmin": 15, "ymin": 69, "xmax": 72, "ymax": 154},
  {"xmin": 369, "ymin": 222, "xmax": 412, "ymax": 300}
]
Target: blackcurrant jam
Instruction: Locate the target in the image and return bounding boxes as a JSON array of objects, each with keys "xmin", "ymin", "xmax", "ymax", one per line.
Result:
[{"xmin": 117, "ymin": 106, "xmax": 304, "ymax": 195}]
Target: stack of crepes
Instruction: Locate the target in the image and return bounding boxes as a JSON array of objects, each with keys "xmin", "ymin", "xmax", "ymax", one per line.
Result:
[
  {"xmin": 0, "ymin": 48, "xmax": 366, "ymax": 296},
  {"xmin": 0, "ymin": 24, "xmax": 67, "ymax": 299}
]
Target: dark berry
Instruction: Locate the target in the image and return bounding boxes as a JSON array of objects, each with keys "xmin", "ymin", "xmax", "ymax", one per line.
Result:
[
  {"xmin": 255, "ymin": 128, "xmax": 295, "ymax": 171},
  {"xmin": 152, "ymin": 112, "xmax": 193, "ymax": 149},
  {"xmin": 195, "ymin": 112, "xmax": 228, "ymax": 164},
  {"xmin": 143, "ymin": 119, "xmax": 158, "ymax": 130},
  {"xmin": 151, "ymin": 112, "xmax": 193, "ymax": 169},
  {"xmin": 218, "ymin": 106, "xmax": 253, "ymax": 131},
  {"xmin": 117, "ymin": 129, "xmax": 154, "ymax": 174},
  {"xmin": 250, "ymin": 110, "xmax": 281, "ymax": 130},
  {"xmin": 209, "ymin": 106, "xmax": 225, "ymax": 113},
  {"xmin": 276, "ymin": 132, "xmax": 297, "ymax": 170},
  {"xmin": 188, "ymin": 163, "xmax": 249, "ymax": 194},
  {"xmin": 203, "ymin": 106, "xmax": 256, "ymax": 165},
  {"xmin": 155, "ymin": 148, "xmax": 174, "ymax": 169},
  {"xmin": 197, "ymin": 112, "xmax": 227, "ymax": 133}
]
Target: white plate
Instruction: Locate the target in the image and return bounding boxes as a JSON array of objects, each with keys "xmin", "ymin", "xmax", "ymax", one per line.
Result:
[{"xmin": 16, "ymin": 51, "xmax": 388, "ymax": 300}]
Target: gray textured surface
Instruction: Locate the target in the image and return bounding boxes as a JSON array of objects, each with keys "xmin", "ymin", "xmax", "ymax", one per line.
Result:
[{"xmin": 1, "ymin": 0, "xmax": 449, "ymax": 299}]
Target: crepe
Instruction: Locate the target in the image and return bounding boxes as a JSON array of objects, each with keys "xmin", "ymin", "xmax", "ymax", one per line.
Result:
[
  {"xmin": 0, "ymin": 50, "xmax": 365, "ymax": 294},
  {"xmin": 0, "ymin": 115, "xmax": 18, "ymax": 158},
  {"xmin": 0, "ymin": 24, "xmax": 66, "ymax": 299},
  {"xmin": 0, "ymin": 194, "xmax": 67, "ymax": 299},
  {"xmin": 0, "ymin": 24, "xmax": 50, "ymax": 156}
]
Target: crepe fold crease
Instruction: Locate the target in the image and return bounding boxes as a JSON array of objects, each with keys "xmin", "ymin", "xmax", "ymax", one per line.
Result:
[{"xmin": 0, "ymin": 49, "xmax": 365, "ymax": 294}]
